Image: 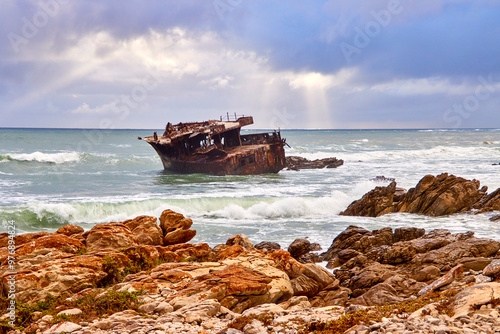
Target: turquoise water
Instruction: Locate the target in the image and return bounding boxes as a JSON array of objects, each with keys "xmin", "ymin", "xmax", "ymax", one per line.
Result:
[{"xmin": 1, "ymin": 127, "xmax": 500, "ymax": 249}]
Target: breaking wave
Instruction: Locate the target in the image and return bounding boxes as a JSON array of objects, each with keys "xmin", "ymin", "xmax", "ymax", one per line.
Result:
[
  {"xmin": 0, "ymin": 151, "xmax": 82, "ymax": 164},
  {"xmin": 289, "ymin": 145, "xmax": 500, "ymax": 163},
  {"xmin": 0, "ymin": 194, "xmax": 354, "ymax": 233}
]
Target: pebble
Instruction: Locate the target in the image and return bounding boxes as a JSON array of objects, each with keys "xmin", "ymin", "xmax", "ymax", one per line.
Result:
[
  {"xmin": 29, "ymin": 277, "xmax": 500, "ymax": 334},
  {"xmin": 44, "ymin": 301, "xmax": 499, "ymax": 334}
]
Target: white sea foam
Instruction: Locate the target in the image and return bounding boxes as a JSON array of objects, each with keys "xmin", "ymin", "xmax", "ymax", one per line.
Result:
[
  {"xmin": 296, "ymin": 145, "xmax": 499, "ymax": 163},
  {"xmin": 289, "ymin": 141, "xmax": 500, "ymax": 162},
  {"xmin": 14, "ymin": 192, "xmax": 355, "ymax": 229},
  {"xmin": 6, "ymin": 151, "xmax": 82, "ymax": 164},
  {"xmin": 199, "ymin": 193, "xmax": 353, "ymax": 220},
  {"xmin": 417, "ymin": 129, "xmax": 463, "ymax": 132}
]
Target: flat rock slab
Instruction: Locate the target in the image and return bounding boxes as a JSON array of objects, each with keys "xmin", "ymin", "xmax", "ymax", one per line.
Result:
[
  {"xmin": 44, "ymin": 321, "xmax": 82, "ymax": 334},
  {"xmin": 453, "ymin": 282, "xmax": 500, "ymax": 318}
]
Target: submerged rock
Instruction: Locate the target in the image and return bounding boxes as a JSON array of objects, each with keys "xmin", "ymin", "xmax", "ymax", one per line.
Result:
[{"xmin": 285, "ymin": 156, "xmax": 343, "ymax": 170}]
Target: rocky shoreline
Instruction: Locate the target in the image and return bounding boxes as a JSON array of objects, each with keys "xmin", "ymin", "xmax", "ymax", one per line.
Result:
[
  {"xmin": 340, "ymin": 173, "xmax": 500, "ymax": 218},
  {"xmin": 3, "ymin": 174, "xmax": 500, "ymax": 334}
]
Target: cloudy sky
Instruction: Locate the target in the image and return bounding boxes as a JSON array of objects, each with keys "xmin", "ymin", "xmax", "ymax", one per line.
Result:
[{"xmin": 1, "ymin": 0, "xmax": 500, "ymax": 129}]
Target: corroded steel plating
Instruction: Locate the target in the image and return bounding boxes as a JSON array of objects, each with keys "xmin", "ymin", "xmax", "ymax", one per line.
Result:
[{"xmin": 140, "ymin": 115, "xmax": 287, "ymax": 175}]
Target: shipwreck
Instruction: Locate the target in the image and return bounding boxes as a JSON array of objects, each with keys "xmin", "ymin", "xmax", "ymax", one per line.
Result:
[{"xmin": 139, "ymin": 115, "xmax": 287, "ymax": 175}]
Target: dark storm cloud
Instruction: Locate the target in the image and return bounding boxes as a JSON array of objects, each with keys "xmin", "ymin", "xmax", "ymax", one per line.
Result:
[
  {"xmin": 357, "ymin": 4, "xmax": 500, "ymax": 79},
  {"xmin": 219, "ymin": 1, "xmax": 500, "ymax": 78},
  {"xmin": 1, "ymin": 0, "xmax": 500, "ymax": 128},
  {"xmin": 2, "ymin": 0, "xmax": 216, "ymax": 55},
  {"xmin": 4, "ymin": 1, "xmax": 499, "ymax": 76}
]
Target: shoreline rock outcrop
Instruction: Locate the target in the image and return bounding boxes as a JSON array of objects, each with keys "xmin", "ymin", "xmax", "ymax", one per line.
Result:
[
  {"xmin": 321, "ymin": 224, "xmax": 500, "ymax": 309},
  {"xmin": 0, "ymin": 211, "xmax": 347, "ymax": 333},
  {"xmin": 4, "ymin": 210, "xmax": 500, "ymax": 333},
  {"xmin": 285, "ymin": 156, "xmax": 343, "ymax": 170},
  {"xmin": 341, "ymin": 173, "xmax": 495, "ymax": 217}
]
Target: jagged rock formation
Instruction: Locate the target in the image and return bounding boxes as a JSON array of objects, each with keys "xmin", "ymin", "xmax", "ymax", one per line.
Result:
[
  {"xmin": 340, "ymin": 181, "xmax": 400, "ymax": 217},
  {"xmin": 322, "ymin": 225, "xmax": 500, "ymax": 307},
  {"xmin": 0, "ymin": 211, "xmax": 342, "ymax": 321},
  {"xmin": 341, "ymin": 173, "xmax": 493, "ymax": 217},
  {"xmin": 4, "ymin": 216, "xmax": 500, "ymax": 333},
  {"xmin": 159, "ymin": 209, "xmax": 197, "ymax": 245},
  {"xmin": 285, "ymin": 156, "xmax": 343, "ymax": 170}
]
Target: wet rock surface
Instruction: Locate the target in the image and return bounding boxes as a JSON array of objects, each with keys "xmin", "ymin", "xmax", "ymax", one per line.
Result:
[{"xmin": 285, "ymin": 156, "xmax": 344, "ymax": 170}]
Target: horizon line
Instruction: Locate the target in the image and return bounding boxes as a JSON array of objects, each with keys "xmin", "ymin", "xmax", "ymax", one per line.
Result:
[{"xmin": 1, "ymin": 126, "xmax": 499, "ymax": 131}]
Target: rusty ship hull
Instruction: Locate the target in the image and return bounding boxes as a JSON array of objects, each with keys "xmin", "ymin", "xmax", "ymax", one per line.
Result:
[{"xmin": 140, "ymin": 116, "xmax": 286, "ymax": 176}]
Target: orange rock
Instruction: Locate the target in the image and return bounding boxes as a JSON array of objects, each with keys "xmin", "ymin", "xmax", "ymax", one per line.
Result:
[
  {"xmin": 156, "ymin": 250, "xmax": 181, "ymax": 263},
  {"xmin": 226, "ymin": 234, "xmax": 255, "ymax": 250},
  {"xmin": 150, "ymin": 269, "xmax": 192, "ymax": 283},
  {"xmin": 217, "ymin": 244, "xmax": 246, "ymax": 261},
  {"xmin": 56, "ymin": 224, "xmax": 84, "ymax": 236},
  {"xmin": 4, "ymin": 250, "xmax": 130, "ymax": 304},
  {"xmin": 84, "ymin": 222, "xmax": 138, "ymax": 251},
  {"xmin": 121, "ymin": 216, "xmax": 164, "ymax": 246},
  {"xmin": 164, "ymin": 229, "xmax": 196, "ymax": 246},
  {"xmin": 15, "ymin": 234, "xmax": 85, "ymax": 258},
  {"xmin": 159, "ymin": 209, "xmax": 193, "ymax": 234},
  {"xmin": 121, "ymin": 245, "xmax": 161, "ymax": 265},
  {"xmin": 163, "ymin": 243, "xmax": 215, "ymax": 262},
  {"xmin": 0, "ymin": 232, "xmax": 51, "ymax": 248},
  {"xmin": 158, "ymin": 210, "xmax": 196, "ymax": 246},
  {"xmin": 0, "ymin": 234, "xmax": 85, "ymax": 270},
  {"xmin": 200, "ymin": 264, "xmax": 272, "ymax": 296},
  {"xmin": 267, "ymin": 250, "xmax": 305, "ymax": 279}
]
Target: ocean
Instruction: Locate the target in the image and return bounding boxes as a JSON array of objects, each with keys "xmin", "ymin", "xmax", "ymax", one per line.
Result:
[{"xmin": 1, "ymin": 127, "xmax": 500, "ymax": 250}]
